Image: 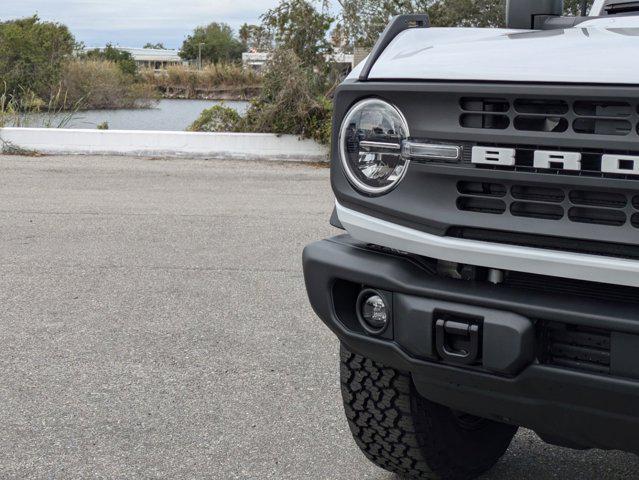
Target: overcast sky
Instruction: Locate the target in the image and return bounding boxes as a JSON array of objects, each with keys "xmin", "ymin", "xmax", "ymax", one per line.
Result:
[{"xmin": 2, "ymin": 0, "xmax": 303, "ymax": 49}]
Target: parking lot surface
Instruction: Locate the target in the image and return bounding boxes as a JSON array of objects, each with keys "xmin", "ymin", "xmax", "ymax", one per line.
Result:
[{"xmin": 0, "ymin": 154, "xmax": 637, "ymax": 479}]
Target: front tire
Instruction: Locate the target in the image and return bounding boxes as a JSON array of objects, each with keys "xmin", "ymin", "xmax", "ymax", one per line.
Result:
[{"xmin": 340, "ymin": 344, "xmax": 517, "ymax": 480}]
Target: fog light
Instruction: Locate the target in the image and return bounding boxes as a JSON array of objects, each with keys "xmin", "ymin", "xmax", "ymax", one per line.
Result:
[{"xmin": 357, "ymin": 289, "xmax": 390, "ymax": 334}]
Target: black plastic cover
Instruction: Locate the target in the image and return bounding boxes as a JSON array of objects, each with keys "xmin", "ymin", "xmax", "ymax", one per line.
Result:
[{"xmin": 358, "ymin": 14, "xmax": 430, "ymax": 81}]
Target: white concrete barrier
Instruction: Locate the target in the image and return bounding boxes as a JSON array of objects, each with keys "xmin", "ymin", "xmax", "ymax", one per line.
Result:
[{"xmin": 0, "ymin": 128, "xmax": 329, "ymax": 162}]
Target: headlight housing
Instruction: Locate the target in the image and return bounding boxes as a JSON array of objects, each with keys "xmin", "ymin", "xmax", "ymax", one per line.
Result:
[{"xmin": 339, "ymin": 98, "xmax": 410, "ymax": 195}]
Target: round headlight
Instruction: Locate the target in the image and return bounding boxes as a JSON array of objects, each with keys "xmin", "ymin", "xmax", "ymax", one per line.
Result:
[{"xmin": 339, "ymin": 98, "xmax": 410, "ymax": 195}]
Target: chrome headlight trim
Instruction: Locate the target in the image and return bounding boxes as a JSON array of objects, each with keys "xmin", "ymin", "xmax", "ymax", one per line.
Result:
[{"xmin": 338, "ymin": 98, "xmax": 411, "ymax": 196}]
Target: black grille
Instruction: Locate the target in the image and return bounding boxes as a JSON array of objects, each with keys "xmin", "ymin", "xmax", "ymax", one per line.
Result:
[
  {"xmin": 448, "ymin": 226, "xmax": 639, "ymax": 260},
  {"xmin": 538, "ymin": 321, "xmax": 611, "ymax": 375},
  {"xmin": 504, "ymin": 270, "xmax": 639, "ymax": 305},
  {"xmin": 455, "ymin": 181, "xmax": 639, "ymax": 228},
  {"xmin": 460, "ymin": 97, "xmax": 637, "ymax": 137}
]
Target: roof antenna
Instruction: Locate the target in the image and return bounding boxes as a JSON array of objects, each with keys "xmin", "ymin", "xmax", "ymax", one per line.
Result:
[{"xmin": 580, "ymin": 0, "xmax": 588, "ymax": 16}]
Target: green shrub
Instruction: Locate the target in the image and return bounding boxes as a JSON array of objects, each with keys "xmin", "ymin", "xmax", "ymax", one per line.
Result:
[
  {"xmin": 83, "ymin": 44, "xmax": 138, "ymax": 76},
  {"xmin": 0, "ymin": 16, "xmax": 75, "ymax": 101},
  {"xmin": 188, "ymin": 105, "xmax": 242, "ymax": 132},
  {"xmin": 189, "ymin": 49, "xmax": 332, "ymax": 144}
]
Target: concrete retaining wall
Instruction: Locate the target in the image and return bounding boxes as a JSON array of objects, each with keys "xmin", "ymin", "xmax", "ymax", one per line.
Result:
[{"xmin": 0, "ymin": 128, "xmax": 329, "ymax": 162}]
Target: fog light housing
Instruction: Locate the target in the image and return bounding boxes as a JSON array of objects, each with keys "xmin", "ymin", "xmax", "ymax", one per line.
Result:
[{"xmin": 357, "ymin": 289, "xmax": 390, "ymax": 334}]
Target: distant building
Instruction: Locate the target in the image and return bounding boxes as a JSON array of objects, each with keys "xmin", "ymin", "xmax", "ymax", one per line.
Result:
[
  {"xmin": 242, "ymin": 52, "xmax": 271, "ymax": 72},
  {"xmin": 242, "ymin": 51, "xmax": 356, "ymax": 73},
  {"xmin": 84, "ymin": 47, "xmax": 184, "ymax": 71},
  {"xmin": 121, "ymin": 48, "xmax": 184, "ymax": 70}
]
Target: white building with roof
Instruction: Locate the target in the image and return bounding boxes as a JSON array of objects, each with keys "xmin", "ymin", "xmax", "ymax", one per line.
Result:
[
  {"xmin": 242, "ymin": 51, "xmax": 355, "ymax": 73},
  {"xmin": 84, "ymin": 47, "xmax": 185, "ymax": 71}
]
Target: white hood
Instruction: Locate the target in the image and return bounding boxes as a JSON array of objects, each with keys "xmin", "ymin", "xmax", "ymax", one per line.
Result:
[{"xmin": 360, "ymin": 18, "xmax": 639, "ymax": 85}]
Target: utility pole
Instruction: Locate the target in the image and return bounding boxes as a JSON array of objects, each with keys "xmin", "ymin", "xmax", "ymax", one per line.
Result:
[{"xmin": 198, "ymin": 43, "xmax": 205, "ymax": 70}]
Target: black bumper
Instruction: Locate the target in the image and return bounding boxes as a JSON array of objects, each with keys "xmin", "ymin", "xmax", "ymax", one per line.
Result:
[{"xmin": 303, "ymin": 235, "xmax": 639, "ymax": 453}]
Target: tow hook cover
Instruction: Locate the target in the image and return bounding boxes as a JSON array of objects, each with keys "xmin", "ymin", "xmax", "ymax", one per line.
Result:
[{"xmin": 393, "ymin": 295, "xmax": 535, "ymax": 375}]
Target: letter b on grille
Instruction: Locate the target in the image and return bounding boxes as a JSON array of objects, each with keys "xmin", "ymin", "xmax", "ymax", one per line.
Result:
[{"xmin": 472, "ymin": 146, "xmax": 516, "ymax": 166}]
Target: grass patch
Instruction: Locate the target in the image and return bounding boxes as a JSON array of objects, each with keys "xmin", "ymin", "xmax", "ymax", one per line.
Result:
[
  {"xmin": 0, "ymin": 138, "xmax": 40, "ymax": 156},
  {"xmin": 141, "ymin": 63, "xmax": 262, "ymax": 100},
  {"xmin": 60, "ymin": 60, "xmax": 158, "ymax": 110}
]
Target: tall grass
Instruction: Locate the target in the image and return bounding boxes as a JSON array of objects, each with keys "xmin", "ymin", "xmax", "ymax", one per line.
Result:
[
  {"xmin": 0, "ymin": 87, "xmax": 83, "ymax": 129},
  {"xmin": 60, "ymin": 59, "xmax": 158, "ymax": 110},
  {"xmin": 1, "ymin": 59, "xmax": 159, "ymax": 129},
  {"xmin": 141, "ymin": 63, "xmax": 262, "ymax": 99}
]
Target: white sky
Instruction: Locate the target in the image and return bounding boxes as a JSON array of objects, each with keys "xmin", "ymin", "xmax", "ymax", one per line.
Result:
[{"xmin": 1, "ymin": 0, "xmax": 312, "ymax": 48}]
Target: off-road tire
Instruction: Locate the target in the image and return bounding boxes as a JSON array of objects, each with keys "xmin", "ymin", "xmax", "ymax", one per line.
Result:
[{"xmin": 340, "ymin": 344, "xmax": 517, "ymax": 480}]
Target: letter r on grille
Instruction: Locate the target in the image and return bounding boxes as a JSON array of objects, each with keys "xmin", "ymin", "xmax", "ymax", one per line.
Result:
[
  {"xmin": 471, "ymin": 146, "xmax": 516, "ymax": 166},
  {"xmin": 534, "ymin": 151, "xmax": 582, "ymax": 171}
]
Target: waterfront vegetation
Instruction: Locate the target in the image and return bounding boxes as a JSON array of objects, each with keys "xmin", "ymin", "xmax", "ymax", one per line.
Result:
[
  {"xmin": 189, "ymin": 49, "xmax": 332, "ymax": 144},
  {"xmin": 140, "ymin": 64, "xmax": 261, "ymax": 100},
  {"xmin": 0, "ymin": 16, "xmax": 161, "ymax": 121},
  {"xmin": 0, "ymin": 15, "xmax": 261, "ymax": 123},
  {"xmin": 0, "ymin": 88, "xmax": 80, "ymax": 129},
  {"xmin": 61, "ymin": 60, "xmax": 158, "ymax": 110}
]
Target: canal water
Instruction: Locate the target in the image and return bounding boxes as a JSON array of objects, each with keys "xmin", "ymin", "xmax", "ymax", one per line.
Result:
[{"xmin": 14, "ymin": 99, "xmax": 250, "ymax": 132}]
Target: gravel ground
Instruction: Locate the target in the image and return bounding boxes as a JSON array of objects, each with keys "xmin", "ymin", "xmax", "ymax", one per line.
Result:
[{"xmin": 0, "ymin": 154, "xmax": 637, "ymax": 479}]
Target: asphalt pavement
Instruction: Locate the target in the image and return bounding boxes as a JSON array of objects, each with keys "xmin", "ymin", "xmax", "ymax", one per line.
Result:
[{"xmin": 0, "ymin": 154, "xmax": 637, "ymax": 479}]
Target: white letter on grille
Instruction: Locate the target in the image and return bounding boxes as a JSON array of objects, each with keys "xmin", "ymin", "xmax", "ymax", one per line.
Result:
[
  {"xmin": 471, "ymin": 147, "xmax": 516, "ymax": 166},
  {"xmin": 533, "ymin": 151, "xmax": 582, "ymax": 171},
  {"xmin": 602, "ymin": 154, "xmax": 639, "ymax": 176}
]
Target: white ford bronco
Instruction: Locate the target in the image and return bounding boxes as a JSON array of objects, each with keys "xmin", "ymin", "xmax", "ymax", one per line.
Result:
[{"xmin": 303, "ymin": 1, "xmax": 639, "ymax": 478}]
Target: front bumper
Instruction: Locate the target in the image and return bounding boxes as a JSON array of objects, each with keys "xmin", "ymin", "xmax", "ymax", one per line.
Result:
[
  {"xmin": 303, "ymin": 235, "xmax": 639, "ymax": 453},
  {"xmin": 336, "ymin": 201, "xmax": 639, "ymax": 288}
]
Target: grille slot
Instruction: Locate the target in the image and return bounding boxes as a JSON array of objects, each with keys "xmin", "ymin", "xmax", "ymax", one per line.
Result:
[
  {"xmin": 539, "ymin": 321, "xmax": 611, "ymax": 375},
  {"xmin": 511, "ymin": 202, "xmax": 563, "ymax": 220},
  {"xmin": 460, "ymin": 97, "xmax": 509, "ymax": 112},
  {"xmin": 574, "ymin": 101, "xmax": 631, "ymax": 117},
  {"xmin": 569, "ymin": 190, "xmax": 627, "ymax": 208},
  {"xmin": 511, "ymin": 185, "xmax": 564, "ymax": 202},
  {"xmin": 514, "ymin": 116, "xmax": 568, "ymax": 133},
  {"xmin": 457, "ymin": 197, "xmax": 506, "ymax": 214},
  {"xmin": 460, "ymin": 113, "xmax": 509, "ymax": 130},
  {"xmin": 568, "ymin": 207, "xmax": 626, "ymax": 226},
  {"xmin": 515, "ymin": 99, "xmax": 568, "ymax": 115},
  {"xmin": 457, "ymin": 181, "xmax": 506, "ymax": 197},
  {"xmin": 573, "ymin": 118, "xmax": 631, "ymax": 136}
]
